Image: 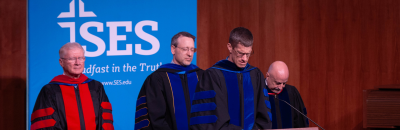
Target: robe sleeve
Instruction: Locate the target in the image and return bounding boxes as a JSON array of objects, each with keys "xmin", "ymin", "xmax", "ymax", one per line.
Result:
[
  {"xmin": 190, "ymin": 69, "xmax": 242, "ymax": 130},
  {"xmin": 30, "ymin": 85, "xmax": 62, "ymax": 130},
  {"xmin": 135, "ymin": 73, "xmax": 172, "ymax": 130},
  {"xmin": 253, "ymin": 68, "xmax": 273, "ymax": 129},
  {"xmin": 95, "ymin": 81, "xmax": 114, "ymax": 130}
]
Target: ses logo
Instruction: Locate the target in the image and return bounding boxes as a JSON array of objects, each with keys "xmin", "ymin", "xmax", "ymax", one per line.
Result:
[{"xmin": 57, "ymin": 0, "xmax": 160, "ymax": 57}]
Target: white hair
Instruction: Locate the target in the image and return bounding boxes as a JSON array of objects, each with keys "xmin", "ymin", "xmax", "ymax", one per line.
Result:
[{"xmin": 59, "ymin": 42, "xmax": 84, "ymax": 58}]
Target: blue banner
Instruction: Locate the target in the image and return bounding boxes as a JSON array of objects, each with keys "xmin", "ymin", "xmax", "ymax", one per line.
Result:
[{"xmin": 28, "ymin": 0, "xmax": 196, "ymax": 129}]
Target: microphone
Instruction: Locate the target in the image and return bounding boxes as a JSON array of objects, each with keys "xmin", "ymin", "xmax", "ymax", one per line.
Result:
[{"xmin": 276, "ymin": 96, "xmax": 325, "ymax": 130}]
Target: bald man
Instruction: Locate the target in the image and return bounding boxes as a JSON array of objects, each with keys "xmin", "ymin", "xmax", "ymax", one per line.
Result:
[
  {"xmin": 265, "ymin": 61, "xmax": 308, "ymax": 129},
  {"xmin": 31, "ymin": 42, "xmax": 114, "ymax": 130}
]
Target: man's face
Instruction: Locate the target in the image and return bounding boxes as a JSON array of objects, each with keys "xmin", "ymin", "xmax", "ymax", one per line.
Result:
[
  {"xmin": 59, "ymin": 48, "xmax": 85, "ymax": 77},
  {"xmin": 171, "ymin": 36, "xmax": 195, "ymax": 66},
  {"xmin": 228, "ymin": 43, "xmax": 252, "ymax": 68},
  {"xmin": 266, "ymin": 72, "xmax": 288, "ymax": 93}
]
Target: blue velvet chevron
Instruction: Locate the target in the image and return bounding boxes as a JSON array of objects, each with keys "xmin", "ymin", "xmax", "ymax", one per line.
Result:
[
  {"xmin": 191, "ymin": 103, "xmax": 216, "ymax": 113},
  {"xmin": 135, "ymin": 119, "xmax": 150, "ymax": 130},
  {"xmin": 192, "ymin": 90, "xmax": 216, "ymax": 101},
  {"xmin": 264, "ymin": 88, "xmax": 269, "ymax": 97},
  {"xmin": 190, "ymin": 91, "xmax": 218, "ymax": 125},
  {"xmin": 136, "ymin": 96, "xmax": 146, "ymax": 107},
  {"xmin": 263, "ymin": 88, "xmax": 272, "ymax": 121},
  {"xmin": 265, "ymin": 100, "xmax": 271, "ymax": 109},
  {"xmin": 135, "ymin": 108, "xmax": 148, "ymax": 119}
]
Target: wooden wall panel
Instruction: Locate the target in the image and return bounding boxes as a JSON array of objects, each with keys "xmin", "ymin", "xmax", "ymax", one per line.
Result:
[
  {"xmin": 198, "ymin": 0, "xmax": 400, "ymax": 129},
  {"xmin": 0, "ymin": 0, "xmax": 26, "ymax": 129}
]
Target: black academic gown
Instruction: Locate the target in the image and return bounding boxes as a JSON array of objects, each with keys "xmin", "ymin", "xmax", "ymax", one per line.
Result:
[
  {"xmin": 135, "ymin": 63, "xmax": 204, "ymax": 130},
  {"xmin": 266, "ymin": 84, "xmax": 308, "ymax": 129},
  {"xmin": 190, "ymin": 59, "xmax": 272, "ymax": 130},
  {"xmin": 31, "ymin": 74, "xmax": 114, "ymax": 130}
]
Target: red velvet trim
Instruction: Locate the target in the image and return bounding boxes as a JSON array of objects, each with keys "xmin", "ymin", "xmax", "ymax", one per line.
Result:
[
  {"xmin": 102, "ymin": 112, "xmax": 113, "ymax": 121},
  {"xmin": 268, "ymin": 89, "xmax": 283, "ymax": 95},
  {"xmin": 102, "ymin": 123, "xmax": 114, "ymax": 130},
  {"xmin": 50, "ymin": 74, "xmax": 88, "ymax": 84},
  {"xmin": 60, "ymin": 85, "xmax": 81, "ymax": 130},
  {"xmin": 31, "ymin": 107, "xmax": 54, "ymax": 121},
  {"xmin": 31, "ymin": 119, "xmax": 56, "ymax": 130},
  {"xmin": 79, "ymin": 83, "xmax": 96, "ymax": 130},
  {"xmin": 101, "ymin": 102, "xmax": 112, "ymax": 110}
]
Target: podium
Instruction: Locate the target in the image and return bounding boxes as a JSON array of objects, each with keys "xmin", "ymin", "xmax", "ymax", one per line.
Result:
[{"xmin": 263, "ymin": 127, "xmax": 319, "ymax": 130}]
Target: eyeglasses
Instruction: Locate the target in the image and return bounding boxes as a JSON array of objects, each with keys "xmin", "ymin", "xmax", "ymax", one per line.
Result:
[
  {"xmin": 62, "ymin": 57, "xmax": 86, "ymax": 62},
  {"xmin": 175, "ymin": 46, "xmax": 197, "ymax": 53},
  {"xmin": 232, "ymin": 49, "xmax": 254, "ymax": 57}
]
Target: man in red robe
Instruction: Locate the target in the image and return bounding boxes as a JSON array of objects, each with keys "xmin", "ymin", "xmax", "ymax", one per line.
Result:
[{"xmin": 30, "ymin": 42, "xmax": 114, "ymax": 130}]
